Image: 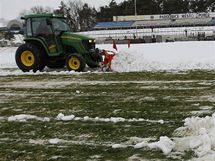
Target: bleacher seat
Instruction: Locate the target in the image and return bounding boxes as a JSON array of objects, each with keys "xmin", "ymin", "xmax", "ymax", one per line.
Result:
[{"xmin": 94, "ymin": 18, "xmax": 214, "ymax": 30}]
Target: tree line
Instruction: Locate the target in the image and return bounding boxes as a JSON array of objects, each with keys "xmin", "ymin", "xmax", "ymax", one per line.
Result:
[
  {"xmin": 21, "ymin": 0, "xmax": 215, "ymax": 32},
  {"xmin": 97, "ymin": 0, "xmax": 215, "ymax": 21}
]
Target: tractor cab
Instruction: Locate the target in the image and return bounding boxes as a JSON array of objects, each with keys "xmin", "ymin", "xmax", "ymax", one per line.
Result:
[
  {"xmin": 23, "ymin": 14, "xmax": 69, "ymax": 55},
  {"xmin": 16, "ymin": 13, "xmax": 102, "ymax": 72}
]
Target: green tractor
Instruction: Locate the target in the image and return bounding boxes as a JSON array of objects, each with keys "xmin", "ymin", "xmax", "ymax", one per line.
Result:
[{"xmin": 16, "ymin": 13, "xmax": 102, "ymax": 72}]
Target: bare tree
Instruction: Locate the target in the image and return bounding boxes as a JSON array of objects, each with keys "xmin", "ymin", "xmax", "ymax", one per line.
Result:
[
  {"xmin": 66, "ymin": 0, "xmax": 83, "ymax": 32},
  {"xmin": 56, "ymin": 0, "xmax": 97, "ymax": 32},
  {"xmin": 30, "ymin": 6, "xmax": 53, "ymax": 14}
]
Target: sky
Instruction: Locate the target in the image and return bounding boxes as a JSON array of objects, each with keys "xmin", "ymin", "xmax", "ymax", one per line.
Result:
[{"xmin": 0, "ymin": 0, "xmax": 124, "ymax": 20}]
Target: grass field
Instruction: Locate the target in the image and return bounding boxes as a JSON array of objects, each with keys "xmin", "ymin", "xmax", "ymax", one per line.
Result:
[{"xmin": 0, "ymin": 70, "xmax": 215, "ymax": 161}]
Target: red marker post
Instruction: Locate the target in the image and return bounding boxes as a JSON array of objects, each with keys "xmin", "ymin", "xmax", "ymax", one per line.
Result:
[
  {"xmin": 113, "ymin": 39, "xmax": 117, "ymax": 51},
  {"xmin": 128, "ymin": 39, "xmax": 131, "ymax": 48}
]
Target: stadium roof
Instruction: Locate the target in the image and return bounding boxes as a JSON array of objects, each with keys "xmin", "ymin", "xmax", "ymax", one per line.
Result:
[{"xmin": 94, "ymin": 21, "xmax": 134, "ymax": 29}]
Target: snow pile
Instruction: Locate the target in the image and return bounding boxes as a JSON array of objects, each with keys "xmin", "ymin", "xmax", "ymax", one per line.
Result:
[
  {"xmin": 111, "ymin": 113, "xmax": 215, "ymax": 160},
  {"xmin": 98, "ymin": 41, "xmax": 215, "ymax": 72},
  {"xmin": 132, "ymin": 113, "xmax": 215, "ymax": 159},
  {"xmin": 8, "ymin": 114, "xmax": 50, "ymax": 122},
  {"xmin": 172, "ymin": 113, "xmax": 215, "ymax": 160}
]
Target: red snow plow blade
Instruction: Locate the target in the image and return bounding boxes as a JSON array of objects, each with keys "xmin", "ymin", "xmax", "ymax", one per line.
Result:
[{"xmin": 101, "ymin": 50, "xmax": 116, "ymax": 71}]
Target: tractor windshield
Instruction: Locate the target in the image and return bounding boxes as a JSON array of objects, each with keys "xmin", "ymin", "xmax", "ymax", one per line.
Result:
[{"xmin": 51, "ymin": 18, "xmax": 70, "ymax": 32}]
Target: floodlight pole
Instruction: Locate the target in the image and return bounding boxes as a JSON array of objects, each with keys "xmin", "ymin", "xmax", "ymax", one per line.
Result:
[
  {"xmin": 0, "ymin": 1, "xmax": 2, "ymax": 19},
  {"xmin": 134, "ymin": 0, "xmax": 137, "ymax": 36},
  {"xmin": 135, "ymin": 0, "xmax": 137, "ymax": 17}
]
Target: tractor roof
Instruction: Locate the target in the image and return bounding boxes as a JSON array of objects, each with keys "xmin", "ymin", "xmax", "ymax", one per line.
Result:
[{"xmin": 21, "ymin": 13, "xmax": 65, "ymax": 20}]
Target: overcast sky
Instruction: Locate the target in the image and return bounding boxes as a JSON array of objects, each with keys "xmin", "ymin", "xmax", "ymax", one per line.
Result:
[{"xmin": 0, "ymin": 0, "xmax": 125, "ymax": 20}]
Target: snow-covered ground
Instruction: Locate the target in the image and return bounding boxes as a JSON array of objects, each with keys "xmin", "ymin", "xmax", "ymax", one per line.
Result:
[
  {"xmin": 1, "ymin": 41, "xmax": 215, "ymax": 160},
  {"xmin": 0, "ymin": 41, "xmax": 215, "ymax": 75}
]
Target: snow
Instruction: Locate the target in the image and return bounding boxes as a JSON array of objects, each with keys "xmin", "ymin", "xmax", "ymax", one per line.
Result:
[
  {"xmin": 2, "ymin": 113, "xmax": 165, "ymax": 124},
  {"xmin": 49, "ymin": 138, "xmax": 62, "ymax": 145},
  {"xmin": 29, "ymin": 139, "xmax": 45, "ymax": 145},
  {"xmin": 171, "ymin": 113, "xmax": 215, "ymax": 160},
  {"xmin": 189, "ymin": 128, "xmax": 212, "ymax": 157},
  {"xmin": 133, "ymin": 136, "xmax": 175, "ymax": 155},
  {"xmin": 56, "ymin": 113, "xmax": 165, "ymax": 124},
  {"xmin": 98, "ymin": 41, "xmax": 215, "ymax": 72},
  {"xmin": 0, "ymin": 41, "xmax": 215, "ymax": 74},
  {"xmin": 5, "ymin": 112, "xmax": 215, "ymax": 160},
  {"xmin": 134, "ymin": 141, "xmax": 147, "ymax": 149},
  {"xmin": 57, "ymin": 113, "xmax": 75, "ymax": 121},
  {"xmin": 0, "ymin": 47, "xmax": 17, "ymax": 69},
  {"xmin": 8, "ymin": 114, "xmax": 50, "ymax": 122},
  {"xmin": 132, "ymin": 113, "xmax": 215, "ymax": 159},
  {"xmin": 147, "ymin": 136, "xmax": 175, "ymax": 155},
  {"xmin": 75, "ymin": 90, "xmax": 81, "ymax": 94},
  {"xmin": 1, "ymin": 41, "xmax": 215, "ymax": 160},
  {"xmin": 112, "ymin": 144, "xmax": 128, "ymax": 149}
]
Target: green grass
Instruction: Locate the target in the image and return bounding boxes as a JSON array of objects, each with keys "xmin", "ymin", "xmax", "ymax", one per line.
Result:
[{"xmin": 0, "ymin": 70, "xmax": 215, "ymax": 160}]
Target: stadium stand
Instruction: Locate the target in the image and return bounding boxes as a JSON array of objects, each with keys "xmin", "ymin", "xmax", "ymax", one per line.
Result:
[
  {"xmin": 87, "ymin": 12, "xmax": 215, "ymax": 43},
  {"xmin": 94, "ymin": 18, "xmax": 214, "ymax": 30}
]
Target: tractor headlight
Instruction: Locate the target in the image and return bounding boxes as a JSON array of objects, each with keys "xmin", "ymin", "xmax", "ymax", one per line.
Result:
[
  {"xmin": 93, "ymin": 40, "xmax": 96, "ymax": 43},
  {"xmin": 89, "ymin": 40, "xmax": 93, "ymax": 43}
]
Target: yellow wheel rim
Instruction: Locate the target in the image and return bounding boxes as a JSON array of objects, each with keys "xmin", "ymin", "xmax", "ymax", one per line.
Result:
[
  {"xmin": 68, "ymin": 56, "xmax": 80, "ymax": 70},
  {"xmin": 21, "ymin": 51, "xmax": 35, "ymax": 67}
]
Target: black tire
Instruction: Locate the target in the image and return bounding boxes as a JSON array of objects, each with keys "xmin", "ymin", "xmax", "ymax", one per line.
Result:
[
  {"xmin": 66, "ymin": 54, "xmax": 86, "ymax": 72},
  {"xmin": 38, "ymin": 61, "xmax": 46, "ymax": 71},
  {"xmin": 15, "ymin": 43, "xmax": 42, "ymax": 72},
  {"xmin": 37, "ymin": 46, "xmax": 46, "ymax": 71},
  {"xmin": 87, "ymin": 48, "xmax": 102, "ymax": 68},
  {"xmin": 87, "ymin": 61, "xmax": 100, "ymax": 68},
  {"xmin": 46, "ymin": 59, "xmax": 65, "ymax": 69}
]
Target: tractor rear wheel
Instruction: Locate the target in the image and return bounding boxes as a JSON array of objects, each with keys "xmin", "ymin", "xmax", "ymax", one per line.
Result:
[
  {"xmin": 15, "ymin": 43, "xmax": 42, "ymax": 72},
  {"xmin": 66, "ymin": 54, "xmax": 86, "ymax": 72}
]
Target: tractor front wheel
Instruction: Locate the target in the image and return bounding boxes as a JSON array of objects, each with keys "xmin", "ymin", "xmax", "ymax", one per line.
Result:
[
  {"xmin": 66, "ymin": 54, "xmax": 86, "ymax": 72},
  {"xmin": 15, "ymin": 44, "xmax": 41, "ymax": 72}
]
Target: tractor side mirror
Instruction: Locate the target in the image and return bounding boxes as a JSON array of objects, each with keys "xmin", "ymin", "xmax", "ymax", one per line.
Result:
[{"xmin": 46, "ymin": 19, "xmax": 52, "ymax": 26}]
